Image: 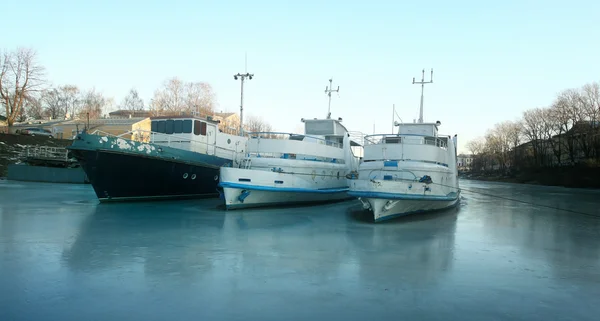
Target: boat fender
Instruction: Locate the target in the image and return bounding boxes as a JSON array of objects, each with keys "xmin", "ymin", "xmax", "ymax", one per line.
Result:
[
  {"xmin": 419, "ymin": 175, "xmax": 433, "ymax": 184},
  {"xmin": 238, "ymin": 190, "xmax": 250, "ymax": 203}
]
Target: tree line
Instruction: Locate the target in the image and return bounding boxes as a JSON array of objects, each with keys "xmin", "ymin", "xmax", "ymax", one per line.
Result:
[
  {"xmin": 466, "ymin": 81, "xmax": 600, "ymax": 173},
  {"xmin": 1, "ymin": 47, "xmax": 275, "ymax": 133}
]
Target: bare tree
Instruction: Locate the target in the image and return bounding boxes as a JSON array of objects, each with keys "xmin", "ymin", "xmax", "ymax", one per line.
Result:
[
  {"xmin": 466, "ymin": 137, "xmax": 484, "ymax": 155},
  {"xmin": 60, "ymin": 85, "xmax": 81, "ymax": 119},
  {"xmin": 151, "ymin": 77, "xmax": 185, "ymax": 115},
  {"xmin": 121, "ymin": 88, "xmax": 144, "ymax": 111},
  {"xmin": 151, "ymin": 78, "xmax": 217, "ymax": 117},
  {"xmin": 521, "ymin": 108, "xmax": 547, "ymax": 166},
  {"xmin": 0, "ymin": 48, "xmax": 45, "ymax": 127},
  {"xmin": 244, "ymin": 115, "xmax": 273, "ymax": 133},
  {"xmin": 184, "ymin": 82, "xmax": 215, "ymax": 117},
  {"xmin": 580, "ymin": 82, "xmax": 600, "ymax": 158},
  {"xmin": 24, "ymin": 94, "xmax": 43, "ymax": 119},
  {"xmin": 41, "ymin": 88, "xmax": 64, "ymax": 120},
  {"xmin": 79, "ymin": 88, "xmax": 108, "ymax": 119}
]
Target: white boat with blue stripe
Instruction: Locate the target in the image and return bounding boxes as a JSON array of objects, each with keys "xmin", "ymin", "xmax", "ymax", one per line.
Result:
[
  {"xmin": 219, "ymin": 117, "xmax": 360, "ymax": 209},
  {"xmin": 348, "ymin": 70, "xmax": 460, "ymax": 221},
  {"xmin": 348, "ymin": 124, "xmax": 460, "ymax": 221}
]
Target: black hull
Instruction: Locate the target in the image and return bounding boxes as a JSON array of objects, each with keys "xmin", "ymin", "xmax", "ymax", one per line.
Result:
[{"xmin": 71, "ymin": 149, "xmax": 221, "ymax": 202}]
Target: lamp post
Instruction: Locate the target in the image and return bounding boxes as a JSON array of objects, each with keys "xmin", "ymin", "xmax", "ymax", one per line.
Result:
[{"xmin": 234, "ymin": 72, "xmax": 254, "ymax": 135}]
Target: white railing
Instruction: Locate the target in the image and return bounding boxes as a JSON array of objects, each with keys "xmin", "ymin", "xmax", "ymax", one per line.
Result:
[
  {"xmin": 247, "ymin": 132, "xmax": 343, "ymax": 149},
  {"xmin": 23, "ymin": 146, "xmax": 69, "ymax": 161},
  {"xmin": 364, "ymin": 134, "xmax": 448, "ymax": 149},
  {"xmin": 348, "ymin": 131, "xmax": 367, "ymax": 146}
]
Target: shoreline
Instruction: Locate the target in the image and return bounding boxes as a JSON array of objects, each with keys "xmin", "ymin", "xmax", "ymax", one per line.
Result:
[{"xmin": 460, "ymin": 168, "xmax": 600, "ymax": 189}]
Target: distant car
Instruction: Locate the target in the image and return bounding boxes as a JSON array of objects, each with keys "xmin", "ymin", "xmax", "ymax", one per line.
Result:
[{"xmin": 19, "ymin": 127, "xmax": 53, "ymax": 138}]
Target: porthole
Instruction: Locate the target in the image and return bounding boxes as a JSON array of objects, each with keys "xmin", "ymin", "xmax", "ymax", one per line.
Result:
[
  {"xmin": 183, "ymin": 173, "xmax": 188, "ymax": 179},
  {"xmin": 191, "ymin": 174, "xmax": 196, "ymax": 180},
  {"xmin": 227, "ymin": 139, "xmax": 231, "ymax": 144},
  {"xmin": 214, "ymin": 175, "xmax": 219, "ymax": 181}
]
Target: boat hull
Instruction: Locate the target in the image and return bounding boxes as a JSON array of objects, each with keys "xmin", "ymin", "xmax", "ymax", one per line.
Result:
[
  {"xmin": 219, "ymin": 166, "xmax": 351, "ymax": 209},
  {"xmin": 348, "ymin": 164, "xmax": 460, "ymax": 222},
  {"xmin": 72, "ymin": 149, "xmax": 221, "ymax": 201},
  {"xmin": 68, "ymin": 132, "xmax": 231, "ymax": 202},
  {"xmin": 349, "ymin": 191, "xmax": 459, "ymax": 222}
]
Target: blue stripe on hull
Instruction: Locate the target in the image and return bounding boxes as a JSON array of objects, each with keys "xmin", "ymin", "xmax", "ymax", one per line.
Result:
[
  {"xmin": 219, "ymin": 182, "xmax": 349, "ymax": 194},
  {"xmin": 374, "ymin": 200, "xmax": 460, "ymax": 222},
  {"xmin": 348, "ymin": 191, "xmax": 459, "ymax": 201},
  {"xmin": 224, "ymin": 197, "xmax": 353, "ymax": 210}
]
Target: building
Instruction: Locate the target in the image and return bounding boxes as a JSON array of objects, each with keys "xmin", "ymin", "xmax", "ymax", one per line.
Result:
[
  {"xmin": 212, "ymin": 112, "xmax": 240, "ymax": 135},
  {"xmin": 457, "ymin": 154, "xmax": 473, "ymax": 170},
  {"xmin": 513, "ymin": 120, "xmax": 600, "ymax": 168},
  {"xmin": 108, "ymin": 109, "xmax": 153, "ymax": 119}
]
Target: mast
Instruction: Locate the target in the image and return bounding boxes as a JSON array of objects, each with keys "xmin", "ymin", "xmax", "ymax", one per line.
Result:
[
  {"xmin": 412, "ymin": 68, "xmax": 433, "ymax": 123},
  {"xmin": 324, "ymin": 78, "xmax": 340, "ymax": 119}
]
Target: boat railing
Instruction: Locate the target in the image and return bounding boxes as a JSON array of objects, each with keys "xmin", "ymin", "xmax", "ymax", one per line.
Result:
[
  {"xmin": 22, "ymin": 146, "xmax": 70, "ymax": 162},
  {"xmin": 90, "ymin": 129, "xmax": 242, "ymax": 156},
  {"xmin": 247, "ymin": 132, "xmax": 343, "ymax": 149},
  {"xmin": 364, "ymin": 134, "xmax": 448, "ymax": 149}
]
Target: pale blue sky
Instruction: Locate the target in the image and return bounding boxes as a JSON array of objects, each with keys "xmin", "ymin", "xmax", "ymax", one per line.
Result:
[{"xmin": 5, "ymin": 0, "xmax": 600, "ymax": 153}]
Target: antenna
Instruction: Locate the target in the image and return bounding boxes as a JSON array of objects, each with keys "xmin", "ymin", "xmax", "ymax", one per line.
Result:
[
  {"xmin": 412, "ymin": 68, "xmax": 433, "ymax": 123},
  {"xmin": 392, "ymin": 104, "xmax": 395, "ymax": 133},
  {"xmin": 324, "ymin": 78, "xmax": 340, "ymax": 119}
]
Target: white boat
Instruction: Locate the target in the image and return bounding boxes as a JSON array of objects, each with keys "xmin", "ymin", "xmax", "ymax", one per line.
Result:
[
  {"xmin": 347, "ymin": 69, "xmax": 460, "ymax": 221},
  {"xmin": 219, "ymin": 117, "xmax": 360, "ymax": 209}
]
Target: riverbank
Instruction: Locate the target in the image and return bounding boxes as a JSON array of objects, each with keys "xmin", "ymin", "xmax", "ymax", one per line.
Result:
[
  {"xmin": 462, "ymin": 165, "xmax": 600, "ymax": 189},
  {"xmin": 0, "ymin": 133, "xmax": 73, "ymax": 177}
]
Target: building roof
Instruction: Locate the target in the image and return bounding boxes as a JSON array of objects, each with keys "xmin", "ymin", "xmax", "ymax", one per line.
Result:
[
  {"xmin": 12, "ymin": 118, "xmax": 147, "ymax": 128},
  {"xmin": 213, "ymin": 112, "xmax": 236, "ymax": 118},
  {"xmin": 109, "ymin": 109, "xmax": 153, "ymax": 117}
]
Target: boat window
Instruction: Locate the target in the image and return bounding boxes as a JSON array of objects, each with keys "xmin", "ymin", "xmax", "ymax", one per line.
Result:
[
  {"xmin": 385, "ymin": 137, "xmax": 402, "ymax": 144},
  {"xmin": 156, "ymin": 120, "xmax": 166, "ymax": 133},
  {"xmin": 165, "ymin": 119, "xmax": 174, "ymax": 134},
  {"xmin": 182, "ymin": 120, "xmax": 192, "ymax": 133},
  {"xmin": 174, "ymin": 120, "xmax": 183, "ymax": 134},
  {"xmin": 194, "ymin": 120, "xmax": 205, "ymax": 136},
  {"xmin": 151, "ymin": 121, "xmax": 157, "ymax": 132}
]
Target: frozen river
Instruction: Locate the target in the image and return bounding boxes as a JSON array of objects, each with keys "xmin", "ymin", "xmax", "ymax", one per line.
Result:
[{"xmin": 0, "ymin": 179, "xmax": 599, "ymax": 320}]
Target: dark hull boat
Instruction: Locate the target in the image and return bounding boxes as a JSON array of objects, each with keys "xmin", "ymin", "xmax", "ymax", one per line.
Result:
[{"xmin": 68, "ymin": 117, "xmax": 246, "ymax": 202}]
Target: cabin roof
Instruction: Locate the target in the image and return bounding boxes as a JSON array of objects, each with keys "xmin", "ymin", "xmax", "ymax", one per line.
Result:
[{"xmin": 150, "ymin": 115, "xmax": 220, "ymax": 124}]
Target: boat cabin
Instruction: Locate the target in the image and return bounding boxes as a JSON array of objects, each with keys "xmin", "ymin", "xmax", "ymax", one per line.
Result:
[
  {"xmin": 132, "ymin": 116, "xmax": 247, "ymax": 158},
  {"xmin": 301, "ymin": 118, "xmax": 354, "ymax": 147}
]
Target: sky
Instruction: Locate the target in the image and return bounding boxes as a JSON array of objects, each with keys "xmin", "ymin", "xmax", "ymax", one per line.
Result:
[{"xmin": 4, "ymin": 0, "xmax": 600, "ymax": 153}]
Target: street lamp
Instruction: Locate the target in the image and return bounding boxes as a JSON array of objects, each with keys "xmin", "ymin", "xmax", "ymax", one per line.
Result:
[{"xmin": 233, "ymin": 72, "xmax": 254, "ymax": 135}]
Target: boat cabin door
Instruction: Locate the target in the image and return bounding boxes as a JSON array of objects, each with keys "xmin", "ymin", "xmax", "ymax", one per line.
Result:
[{"xmin": 206, "ymin": 124, "xmax": 217, "ymax": 155}]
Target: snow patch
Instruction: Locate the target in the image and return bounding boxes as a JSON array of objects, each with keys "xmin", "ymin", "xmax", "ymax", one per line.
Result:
[
  {"xmin": 137, "ymin": 144, "xmax": 154, "ymax": 154},
  {"xmin": 115, "ymin": 138, "xmax": 132, "ymax": 150},
  {"xmin": 101, "ymin": 137, "xmax": 108, "ymax": 142}
]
